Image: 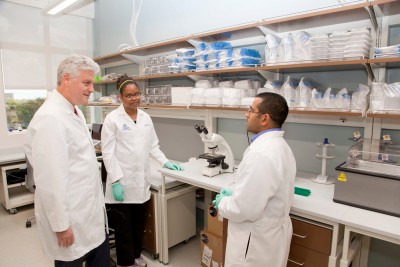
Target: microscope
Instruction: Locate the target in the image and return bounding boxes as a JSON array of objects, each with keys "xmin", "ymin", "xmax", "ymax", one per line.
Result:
[{"xmin": 194, "ymin": 125, "xmax": 235, "ymax": 177}]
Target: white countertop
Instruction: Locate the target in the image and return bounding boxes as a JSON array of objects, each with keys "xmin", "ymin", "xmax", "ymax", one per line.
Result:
[
  {"xmin": 159, "ymin": 158, "xmax": 400, "ymax": 242},
  {"xmin": 158, "ymin": 159, "xmax": 235, "ymax": 192},
  {"xmin": 0, "ymin": 151, "xmax": 25, "ymax": 165},
  {"xmin": 341, "ymin": 206, "xmax": 400, "ymax": 241},
  {"xmin": 148, "ymin": 159, "xmax": 184, "ymax": 190}
]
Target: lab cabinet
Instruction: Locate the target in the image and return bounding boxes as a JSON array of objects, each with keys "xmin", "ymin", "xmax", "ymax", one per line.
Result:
[
  {"xmin": 142, "ymin": 193, "xmax": 157, "ymax": 257},
  {"xmin": 142, "ymin": 183, "xmax": 197, "ymax": 261},
  {"xmin": 0, "ymin": 162, "xmax": 34, "ymax": 214},
  {"xmin": 287, "ymin": 216, "xmax": 333, "ymax": 267}
]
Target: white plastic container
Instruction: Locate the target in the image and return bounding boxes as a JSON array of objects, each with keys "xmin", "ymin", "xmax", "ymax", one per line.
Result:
[{"xmin": 171, "ymin": 87, "xmax": 192, "ymax": 106}]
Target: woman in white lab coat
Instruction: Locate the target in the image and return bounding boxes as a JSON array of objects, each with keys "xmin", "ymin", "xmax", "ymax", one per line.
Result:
[
  {"xmin": 216, "ymin": 93, "xmax": 296, "ymax": 267},
  {"xmin": 101, "ymin": 76, "xmax": 183, "ymax": 267}
]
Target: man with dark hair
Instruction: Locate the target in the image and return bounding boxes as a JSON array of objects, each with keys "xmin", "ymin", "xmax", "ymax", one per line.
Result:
[{"xmin": 214, "ymin": 92, "xmax": 296, "ymax": 267}]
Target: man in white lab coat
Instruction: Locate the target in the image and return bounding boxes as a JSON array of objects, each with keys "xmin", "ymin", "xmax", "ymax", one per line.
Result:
[
  {"xmin": 215, "ymin": 92, "xmax": 296, "ymax": 267},
  {"xmin": 25, "ymin": 55, "xmax": 109, "ymax": 267}
]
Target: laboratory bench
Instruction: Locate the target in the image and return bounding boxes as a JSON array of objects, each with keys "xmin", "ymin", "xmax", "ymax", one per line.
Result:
[
  {"xmin": 158, "ymin": 159, "xmax": 400, "ymax": 267},
  {"xmin": 4, "ymin": 151, "xmax": 400, "ymax": 266}
]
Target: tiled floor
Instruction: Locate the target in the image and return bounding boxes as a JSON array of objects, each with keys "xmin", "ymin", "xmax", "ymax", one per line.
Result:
[{"xmin": 0, "ymin": 204, "xmax": 202, "ymax": 267}]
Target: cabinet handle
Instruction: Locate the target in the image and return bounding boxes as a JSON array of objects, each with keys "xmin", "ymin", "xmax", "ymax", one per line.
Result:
[
  {"xmin": 288, "ymin": 259, "xmax": 305, "ymax": 266},
  {"xmin": 292, "ymin": 233, "xmax": 307, "ymax": 239}
]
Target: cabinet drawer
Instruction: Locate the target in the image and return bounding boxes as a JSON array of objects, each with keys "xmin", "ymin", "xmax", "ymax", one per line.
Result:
[
  {"xmin": 287, "ymin": 243, "xmax": 329, "ymax": 267},
  {"xmin": 291, "ymin": 217, "xmax": 332, "ymax": 255}
]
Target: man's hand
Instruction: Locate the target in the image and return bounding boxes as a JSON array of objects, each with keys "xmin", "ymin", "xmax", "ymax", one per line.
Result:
[{"xmin": 56, "ymin": 226, "xmax": 74, "ymax": 247}]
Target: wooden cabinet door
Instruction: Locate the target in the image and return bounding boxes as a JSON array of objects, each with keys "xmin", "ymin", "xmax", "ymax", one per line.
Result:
[{"xmin": 142, "ymin": 193, "xmax": 156, "ymax": 255}]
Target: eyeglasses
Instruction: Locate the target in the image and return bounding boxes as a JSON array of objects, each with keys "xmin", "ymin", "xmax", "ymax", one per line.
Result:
[
  {"xmin": 246, "ymin": 107, "xmax": 263, "ymax": 115},
  {"xmin": 123, "ymin": 92, "xmax": 142, "ymax": 100}
]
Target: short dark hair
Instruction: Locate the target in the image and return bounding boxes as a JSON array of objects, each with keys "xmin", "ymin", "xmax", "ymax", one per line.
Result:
[
  {"xmin": 116, "ymin": 75, "xmax": 138, "ymax": 94},
  {"xmin": 256, "ymin": 92, "xmax": 289, "ymax": 127}
]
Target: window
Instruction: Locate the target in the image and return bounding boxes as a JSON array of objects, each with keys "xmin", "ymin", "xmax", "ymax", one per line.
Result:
[
  {"xmin": 4, "ymin": 89, "xmax": 47, "ymax": 131},
  {"xmin": 0, "ymin": 1, "xmax": 94, "ymax": 138}
]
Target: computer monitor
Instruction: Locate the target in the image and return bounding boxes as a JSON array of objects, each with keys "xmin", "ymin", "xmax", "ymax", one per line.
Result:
[{"xmin": 92, "ymin": 123, "xmax": 102, "ymax": 140}]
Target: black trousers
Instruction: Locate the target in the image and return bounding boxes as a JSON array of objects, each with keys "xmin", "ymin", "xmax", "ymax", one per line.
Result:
[
  {"xmin": 54, "ymin": 234, "xmax": 109, "ymax": 267},
  {"xmin": 107, "ymin": 201, "xmax": 148, "ymax": 266}
]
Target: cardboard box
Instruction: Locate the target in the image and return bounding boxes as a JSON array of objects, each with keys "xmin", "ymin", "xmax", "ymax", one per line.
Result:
[
  {"xmin": 200, "ymin": 230, "xmax": 225, "ymax": 267},
  {"xmin": 207, "ymin": 204, "xmax": 228, "ymax": 240}
]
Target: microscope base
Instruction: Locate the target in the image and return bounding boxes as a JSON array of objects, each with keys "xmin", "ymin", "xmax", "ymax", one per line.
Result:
[{"xmin": 202, "ymin": 166, "xmax": 221, "ymax": 177}]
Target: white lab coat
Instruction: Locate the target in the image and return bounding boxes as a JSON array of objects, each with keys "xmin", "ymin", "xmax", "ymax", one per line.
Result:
[
  {"xmin": 218, "ymin": 131, "xmax": 296, "ymax": 267},
  {"xmin": 25, "ymin": 90, "xmax": 106, "ymax": 261},
  {"xmin": 101, "ymin": 105, "xmax": 168, "ymax": 203}
]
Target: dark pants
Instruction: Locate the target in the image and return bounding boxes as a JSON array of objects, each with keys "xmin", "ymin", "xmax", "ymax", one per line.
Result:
[
  {"xmin": 54, "ymin": 234, "xmax": 110, "ymax": 267},
  {"xmin": 107, "ymin": 201, "xmax": 148, "ymax": 266}
]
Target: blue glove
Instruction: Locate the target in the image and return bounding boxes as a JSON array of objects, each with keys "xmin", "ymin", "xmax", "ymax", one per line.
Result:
[
  {"xmin": 112, "ymin": 182, "xmax": 124, "ymax": 202},
  {"xmin": 164, "ymin": 161, "xmax": 184, "ymax": 171}
]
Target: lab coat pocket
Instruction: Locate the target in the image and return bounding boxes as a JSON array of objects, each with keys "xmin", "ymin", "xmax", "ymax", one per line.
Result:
[{"xmin": 70, "ymin": 186, "xmax": 95, "ymax": 225}]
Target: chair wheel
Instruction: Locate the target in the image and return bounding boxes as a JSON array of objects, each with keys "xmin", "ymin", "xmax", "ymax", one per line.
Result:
[
  {"xmin": 8, "ymin": 208, "xmax": 17, "ymax": 214},
  {"xmin": 26, "ymin": 221, "xmax": 32, "ymax": 228}
]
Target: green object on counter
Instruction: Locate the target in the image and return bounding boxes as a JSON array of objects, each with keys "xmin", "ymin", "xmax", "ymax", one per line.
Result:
[{"xmin": 295, "ymin": 187, "xmax": 311, "ymax": 197}]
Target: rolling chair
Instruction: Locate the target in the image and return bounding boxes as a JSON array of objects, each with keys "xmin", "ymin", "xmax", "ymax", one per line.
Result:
[{"xmin": 25, "ymin": 155, "xmax": 36, "ymax": 228}]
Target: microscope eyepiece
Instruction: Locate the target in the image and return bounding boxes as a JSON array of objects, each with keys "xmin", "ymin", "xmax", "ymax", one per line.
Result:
[
  {"xmin": 194, "ymin": 125, "xmax": 202, "ymax": 134},
  {"xmin": 200, "ymin": 126, "xmax": 209, "ymax": 135}
]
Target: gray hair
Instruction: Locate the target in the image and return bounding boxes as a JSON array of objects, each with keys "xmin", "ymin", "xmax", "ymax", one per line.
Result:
[{"xmin": 57, "ymin": 54, "xmax": 100, "ymax": 85}]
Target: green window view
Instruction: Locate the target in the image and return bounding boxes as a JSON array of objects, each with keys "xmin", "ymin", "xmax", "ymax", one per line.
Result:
[{"xmin": 5, "ymin": 89, "xmax": 46, "ymax": 132}]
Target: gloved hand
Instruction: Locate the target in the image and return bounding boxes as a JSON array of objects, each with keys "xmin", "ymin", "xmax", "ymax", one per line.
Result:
[
  {"xmin": 112, "ymin": 182, "xmax": 124, "ymax": 202},
  {"xmin": 212, "ymin": 194, "xmax": 224, "ymax": 209},
  {"xmin": 163, "ymin": 161, "xmax": 184, "ymax": 171},
  {"xmin": 212, "ymin": 188, "xmax": 233, "ymax": 209},
  {"xmin": 220, "ymin": 188, "xmax": 233, "ymax": 197}
]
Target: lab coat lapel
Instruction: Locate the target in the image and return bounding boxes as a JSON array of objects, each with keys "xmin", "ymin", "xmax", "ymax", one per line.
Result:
[
  {"xmin": 73, "ymin": 107, "xmax": 94, "ymax": 147},
  {"xmin": 117, "ymin": 105, "xmax": 138, "ymax": 129},
  {"xmin": 52, "ymin": 91, "xmax": 93, "ymax": 147}
]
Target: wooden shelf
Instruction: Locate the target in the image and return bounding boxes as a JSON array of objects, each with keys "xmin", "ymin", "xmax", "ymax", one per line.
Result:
[
  {"xmin": 289, "ymin": 109, "xmax": 362, "ymax": 117},
  {"xmin": 368, "ymin": 57, "xmax": 400, "ymax": 68},
  {"xmin": 87, "ymin": 103, "xmax": 369, "ymax": 117},
  {"xmin": 190, "ymin": 105, "xmax": 245, "ymax": 112},
  {"xmin": 91, "ymin": 0, "xmax": 400, "ymax": 120},
  {"xmin": 93, "ymin": 57, "xmax": 399, "ymax": 84},
  {"xmin": 93, "ymin": 0, "xmax": 397, "ymax": 65},
  {"xmin": 94, "ymin": 79, "xmax": 118, "ymax": 85},
  {"xmin": 94, "ymin": 52, "xmax": 127, "ymax": 66},
  {"xmin": 140, "ymin": 105, "xmax": 188, "ymax": 110},
  {"xmin": 128, "ymin": 59, "xmax": 369, "ymax": 81},
  {"xmin": 367, "ymin": 111, "xmax": 400, "ymax": 119},
  {"xmin": 87, "ymin": 102, "xmax": 119, "ymax": 107}
]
